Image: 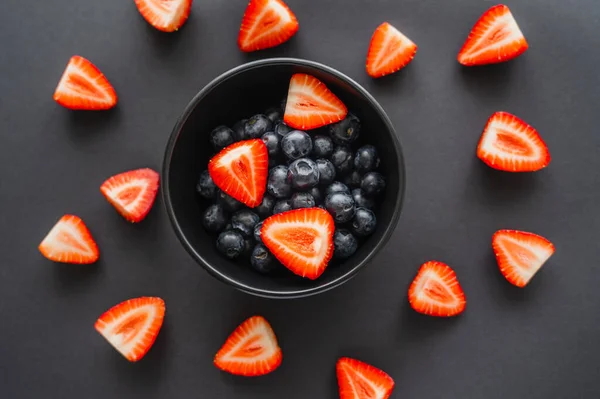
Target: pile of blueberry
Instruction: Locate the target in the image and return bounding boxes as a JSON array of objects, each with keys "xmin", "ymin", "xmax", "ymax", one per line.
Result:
[{"xmin": 196, "ymin": 106, "xmax": 386, "ymax": 275}]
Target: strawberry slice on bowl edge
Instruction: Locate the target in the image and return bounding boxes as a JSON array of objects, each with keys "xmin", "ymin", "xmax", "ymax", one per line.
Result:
[
  {"xmin": 283, "ymin": 73, "xmax": 348, "ymax": 130},
  {"xmin": 336, "ymin": 357, "xmax": 395, "ymax": 399},
  {"xmin": 492, "ymin": 229, "xmax": 555, "ymax": 288},
  {"xmin": 133, "ymin": 0, "xmax": 192, "ymax": 32},
  {"xmin": 100, "ymin": 168, "xmax": 160, "ymax": 223},
  {"xmin": 238, "ymin": 0, "xmax": 299, "ymax": 52},
  {"xmin": 457, "ymin": 4, "xmax": 528, "ymax": 66},
  {"xmin": 95, "ymin": 297, "xmax": 165, "ymax": 362},
  {"xmin": 408, "ymin": 261, "xmax": 467, "ymax": 317},
  {"xmin": 261, "ymin": 207, "xmax": 334, "ymax": 280},
  {"xmin": 366, "ymin": 22, "xmax": 417, "ymax": 78},
  {"xmin": 53, "ymin": 55, "xmax": 117, "ymax": 111},
  {"xmin": 209, "ymin": 139, "xmax": 268, "ymax": 208},
  {"xmin": 477, "ymin": 111, "xmax": 551, "ymax": 172},
  {"xmin": 38, "ymin": 215, "xmax": 100, "ymax": 264},
  {"xmin": 214, "ymin": 315, "xmax": 282, "ymax": 377}
]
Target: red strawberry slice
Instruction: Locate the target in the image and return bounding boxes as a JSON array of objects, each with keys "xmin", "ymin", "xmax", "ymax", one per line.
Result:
[
  {"xmin": 366, "ymin": 22, "xmax": 417, "ymax": 78},
  {"xmin": 477, "ymin": 111, "xmax": 551, "ymax": 172},
  {"xmin": 209, "ymin": 139, "xmax": 268, "ymax": 208},
  {"xmin": 492, "ymin": 230, "xmax": 555, "ymax": 287},
  {"xmin": 283, "ymin": 73, "xmax": 348, "ymax": 130},
  {"xmin": 100, "ymin": 168, "xmax": 160, "ymax": 223},
  {"xmin": 457, "ymin": 4, "xmax": 528, "ymax": 66},
  {"xmin": 53, "ymin": 56, "xmax": 117, "ymax": 111},
  {"xmin": 238, "ymin": 0, "xmax": 299, "ymax": 52},
  {"xmin": 408, "ymin": 261, "xmax": 466, "ymax": 317},
  {"xmin": 261, "ymin": 208, "xmax": 334, "ymax": 280},
  {"xmin": 133, "ymin": 0, "xmax": 192, "ymax": 32},
  {"xmin": 336, "ymin": 357, "xmax": 395, "ymax": 399},
  {"xmin": 38, "ymin": 215, "xmax": 100, "ymax": 264},
  {"xmin": 214, "ymin": 315, "xmax": 282, "ymax": 376},
  {"xmin": 95, "ymin": 297, "xmax": 165, "ymax": 362}
]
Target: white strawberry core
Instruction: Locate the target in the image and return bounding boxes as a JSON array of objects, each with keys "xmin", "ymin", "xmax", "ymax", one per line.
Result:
[
  {"xmin": 41, "ymin": 218, "xmax": 95, "ymax": 260},
  {"xmin": 497, "ymin": 235, "xmax": 554, "ymax": 284},
  {"xmin": 220, "ymin": 322, "xmax": 279, "ymax": 364},
  {"xmin": 267, "ymin": 220, "xmax": 329, "ymax": 271},
  {"xmin": 145, "ymin": 0, "xmax": 188, "ymax": 27},
  {"xmin": 340, "ymin": 364, "xmax": 389, "ymax": 399},
  {"xmin": 466, "ymin": 13, "xmax": 524, "ymax": 61},
  {"xmin": 104, "ymin": 179, "xmax": 151, "ymax": 214},
  {"xmin": 242, "ymin": 0, "xmax": 293, "ymax": 47},
  {"xmin": 479, "ymin": 118, "xmax": 543, "ymax": 168}
]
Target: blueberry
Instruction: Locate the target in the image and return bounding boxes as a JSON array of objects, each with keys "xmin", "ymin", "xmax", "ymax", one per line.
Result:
[
  {"xmin": 330, "ymin": 145, "xmax": 354, "ymax": 175},
  {"xmin": 251, "ymin": 244, "xmax": 277, "ymax": 274},
  {"xmin": 244, "ymin": 114, "xmax": 273, "ymax": 138},
  {"xmin": 354, "ymin": 145, "xmax": 380, "ymax": 173},
  {"xmin": 325, "ymin": 181, "xmax": 351, "ymax": 196},
  {"xmin": 342, "ymin": 171, "xmax": 362, "ymax": 188},
  {"xmin": 351, "ymin": 207, "xmax": 377, "ymax": 237},
  {"xmin": 231, "ymin": 210, "xmax": 260, "ymax": 237},
  {"xmin": 333, "ymin": 229, "xmax": 358, "ymax": 259},
  {"xmin": 274, "ymin": 121, "xmax": 293, "ymax": 138},
  {"xmin": 291, "ymin": 192, "xmax": 316, "ymax": 209},
  {"xmin": 253, "ymin": 221, "xmax": 264, "ymax": 243},
  {"xmin": 267, "ymin": 165, "xmax": 292, "ymax": 198},
  {"xmin": 352, "ymin": 188, "xmax": 375, "ymax": 210},
  {"xmin": 312, "ymin": 135, "xmax": 334, "ymax": 158},
  {"xmin": 262, "ymin": 131, "xmax": 280, "ymax": 158},
  {"xmin": 264, "ymin": 107, "xmax": 282, "ymax": 123},
  {"xmin": 232, "ymin": 119, "xmax": 247, "ymax": 141},
  {"xmin": 309, "ymin": 187, "xmax": 323, "ymax": 204},
  {"xmin": 273, "ymin": 199, "xmax": 293, "ymax": 214},
  {"xmin": 325, "ymin": 192, "xmax": 356, "ymax": 223},
  {"xmin": 361, "ymin": 172, "xmax": 386, "ymax": 196},
  {"xmin": 216, "ymin": 230, "xmax": 245, "ymax": 259},
  {"xmin": 288, "ymin": 158, "xmax": 319, "ymax": 190},
  {"xmin": 316, "ymin": 159, "xmax": 336, "ymax": 186},
  {"xmin": 329, "ymin": 113, "xmax": 361, "ymax": 145},
  {"xmin": 243, "ymin": 237, "xmax": 255, "ymax": 257},
  {"xmin": 281, "ymin": 130, "xmax": 313, "ymax": 160},
  {"xmin": 210, "ymin": 125, "xmax": 235, "ymax": 150},
  {"xmin": 196, "ymin": 170, "xmax": 217, "ymax": 199},
  {"xmin": 255, "ymin": 195, "xmax": 275, "ymax": 219},
  {"xmin": 217, "ymin": 191, "xmax": 244, "ymax": 212},
  {"xmin": 202, "ymin": 203, "xmax": 228, "ymax": 232}
]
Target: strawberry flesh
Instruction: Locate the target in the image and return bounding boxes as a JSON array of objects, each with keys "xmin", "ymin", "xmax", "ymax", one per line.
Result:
[
  {"xmin": 336, "ymin": 357, "xmax": 395, "ymax": 399},
  {"xmin": 134, "ymin": 0, "xmax": 192, "ymax": 32},
  {"xmin": 238, "ymin": 0, "xmax": 299, "ymax": 52},
  {"xmin": 366, "ymin": 22, "xmax": 417, "ymax": 78},
  {"xmin": 38, "ymin": 215, "xmax": 100, "ymax": 264},
  {"xmin": 100, "ymin": 168, "xmax": 160, "ymax": 223},
  {"xmin": 408, "ymin": 261, "xmax": 466, "ymax": 317}
]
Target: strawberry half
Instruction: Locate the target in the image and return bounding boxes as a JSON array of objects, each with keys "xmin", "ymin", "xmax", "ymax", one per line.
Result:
[
  {"xmin": 38, "ymin": 215, "xmax": 99, "ymax": 264},
  {"xmin": 492, "ymin": 230, "xmax": 555, "ymax": 287},
  {"xmin": 283, "ymin": 73, "xmax": 348, "ymax": 130},
  {"xmin": 53, "ymin": 56, "xmax": 117, "ymax": 111},
  {"xmin": 261, "ymin": 208, "xmax": 334, "ymax": 280},
  {"xmin": 133, "ymin": 0, "xmax": 192, "ymax": 32},
  {"xmin": 366, "ymin": 22, "xmax": 417, "ymax": 78},
  {"xmin": 457, "ymin": 4, "xmax": 528, "ymax": 66},
  {"xmin": 477, "ymin": 111, "xmax": 551, "ymax": 172},
  {"xmin": 214, "ymin": 315, "xmax": 282, "ymax": 376},
  {"xmin": 100, "ymin": 168, "xmax": 160, "ymax": 223},
  {"xmin": 95, "ymin": 297, "xmax": 165, "ymax": 362},
  {"xmin": 408, "ymin": 261, "xmax": 466, "ymax": 317},
  {"xmin": 336, "ymin": 357, "xmax": 395, "ymax": 399},
  {"xmin": 209, "ymin": 139, "xmax": 268, "ymax": 208},
  {"xmin": 238, "ymin": 0, "xmax": 299, "ymax": 52}
]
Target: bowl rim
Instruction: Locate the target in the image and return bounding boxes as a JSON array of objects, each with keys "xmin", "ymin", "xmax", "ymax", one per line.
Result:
[{"xmin": 162, "ymin": 57, "xmax": 406, "ymax": 299}]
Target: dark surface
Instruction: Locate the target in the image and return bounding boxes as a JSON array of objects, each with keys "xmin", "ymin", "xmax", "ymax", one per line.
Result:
[{"xmin": 1, "ymin": 0, "xmax": 599, "ymax": 398}]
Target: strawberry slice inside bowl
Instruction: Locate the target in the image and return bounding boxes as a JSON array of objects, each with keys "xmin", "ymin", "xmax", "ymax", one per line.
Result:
[{"xmin": 162, "ymin": 58, "xmax": 405, "ymax": 298}]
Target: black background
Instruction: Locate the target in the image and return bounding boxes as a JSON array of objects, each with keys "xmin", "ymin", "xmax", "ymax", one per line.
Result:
[{"xmin": 2, "ymin": 0, "xmax": 599, "ymax": 397}]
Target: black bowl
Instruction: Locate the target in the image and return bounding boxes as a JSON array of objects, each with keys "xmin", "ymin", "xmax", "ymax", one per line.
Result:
[{"xmin": 162, "ymin": 58, "xmax": 405, "ymax": 299}]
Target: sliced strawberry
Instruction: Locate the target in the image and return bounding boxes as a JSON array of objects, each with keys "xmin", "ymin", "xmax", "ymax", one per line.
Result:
[
  {"xmin": 283, "ymin": 73, "xmax": 348, "ymax": 130},
  {"xmin": 38, "ymin": 215, "xmax": 99, "ymax": 264},
  {"xmin": 366, "ymin": 22, "xmax": 417, "ymax": 78},
  {"xmin": 95, "ymin": 297, "xmax": 165, "ymax": 362},
  {"xmin": 336, "ymin": 357, "xmax": 395, "ymax": 399},
  {"xmin": 238, "ymin": 0, "xmax": 299, "ymax": 52},
  {"xmin": 477, "ymin": 111, "xmax": 551, "ymax": 172},
  {"xmin": 261, "ymin": 208, "xmax": 334, "ymax": 280},
  {"xmin": 492, "ymin": 230, "xmax": 555, "ymax": 287},
  {"xmin": 214, "ymin": 315, "xmax": 282, "ymax": 376},
  {"xmin": 53, "ymin": 56, "xmax": 117, "ymax": 111},
  {"xmin": 408, "ymin": 261, "xmax": 466, "ymax": 317},
  {"xmin": 100, "ymin": 168, "xmax": 160, "ymax": 223},
  {"xmin": 209, "ymin": 139, "xmax": 268, "ymax": 208},
  {"xmin": 457, "ymin": 4, "xmax": 528, "ymax": 66},
  {"xmin": 133, "ymin": 0, "xmax": 192, "ymax": 32}
]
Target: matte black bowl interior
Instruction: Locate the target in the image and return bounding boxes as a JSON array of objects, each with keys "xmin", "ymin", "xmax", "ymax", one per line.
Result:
[{"xmin": 162, "ymin": 58, "xmax": 405, "ymax": 299}]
